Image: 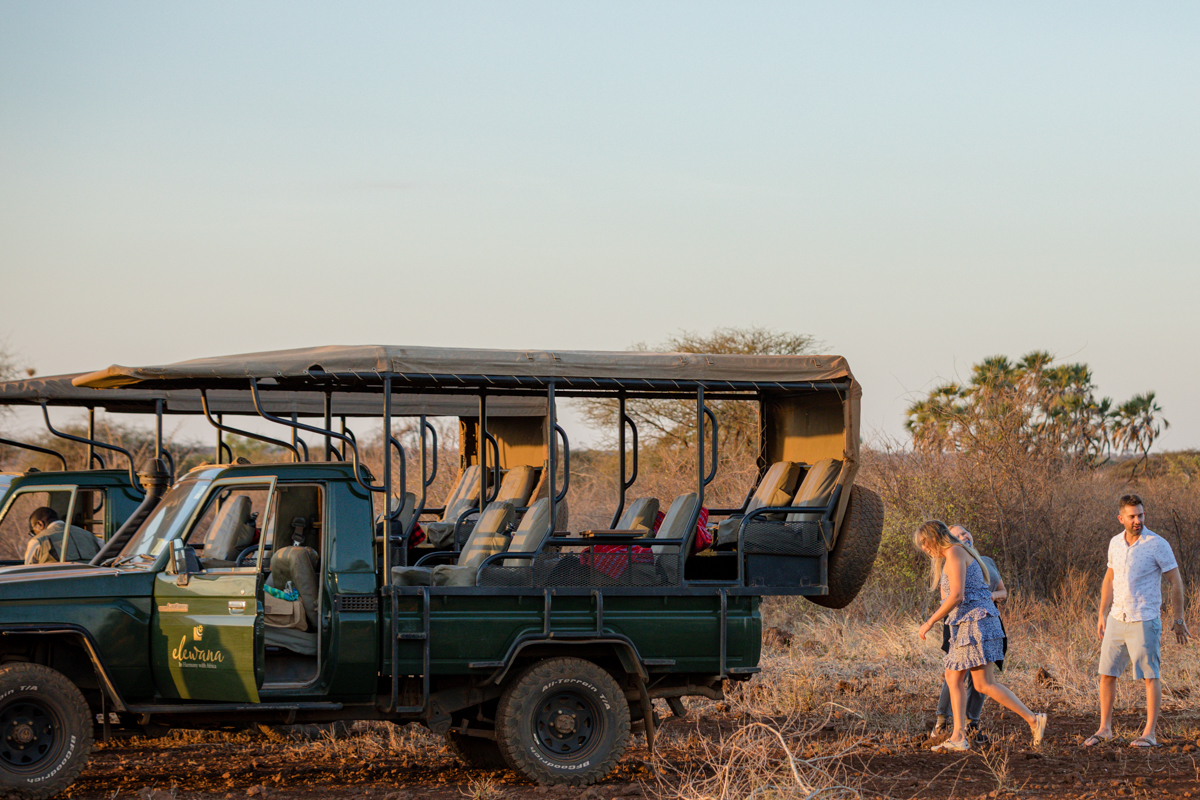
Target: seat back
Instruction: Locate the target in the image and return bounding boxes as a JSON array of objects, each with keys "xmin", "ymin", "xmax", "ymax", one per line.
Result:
[
  {"xmin": 503, "ymin": 497, "xmax": 553, "ymax": 566},
  {"xmin": 495, "ymin": 465, "xmax": 539, "ymax": 507},
  {"xmin": 745, "ymin": 461, "xmax": 802, "ymax": 516},
  {"xmin": 787, "ymin": 459, "xmax": 842, "ymax": 522},
  {"xmin": 456, "ymin": 501, "xmax": 515, "ymax": 572},
  {"xmin": 617, "ymin": 498, "xmax": 659, "ymax": 531},
  {"xmin": 267, "ymin": 545, "xmax": 320, "ymax": 629},
  {"xmin": 652, "ymin": 493, "xmax": 698, "ymax": 555},
  {"xmin": 441, "ymin": 465, "xmax": 483, "ymax": 523},
  {"xmin": 203, "ymin": 495, "xmax": 255, "ymax": 562}
]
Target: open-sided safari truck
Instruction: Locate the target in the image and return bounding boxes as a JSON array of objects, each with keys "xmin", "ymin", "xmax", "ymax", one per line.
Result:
[{"xmin": 0, "ymin": 346, "xmax": 881, "ymax": 797}]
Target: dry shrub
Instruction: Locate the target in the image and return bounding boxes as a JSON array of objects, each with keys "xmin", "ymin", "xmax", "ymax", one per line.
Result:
[{"xmin": 653, "ymin": 718, "xmax": 867, "ymax": 800}]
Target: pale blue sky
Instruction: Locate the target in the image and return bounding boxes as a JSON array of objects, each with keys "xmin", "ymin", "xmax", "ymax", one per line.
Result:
[{"xmin": 2, "ymin": 3, "xmax": 1198, "ymax": 449}]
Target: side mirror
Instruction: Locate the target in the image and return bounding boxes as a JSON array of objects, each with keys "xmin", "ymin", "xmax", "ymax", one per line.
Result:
[{"xmin": 170, "ymin": 539, "xmax": 192, "ymax": 586}]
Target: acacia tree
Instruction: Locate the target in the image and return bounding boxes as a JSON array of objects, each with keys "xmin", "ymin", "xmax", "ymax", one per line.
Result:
[{"xmin": 580, "ymin": 327, "xmax": 821, "ymax": 452}]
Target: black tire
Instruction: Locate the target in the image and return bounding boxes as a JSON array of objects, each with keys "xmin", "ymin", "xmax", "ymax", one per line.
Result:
[
  {"xmin": 808, "ymin": 485, "xmax": 884, "ymax": 609},
  {"xmin": 444, "ymin": 730, "xmax": 508, "ymax": 770},
  {"xmin": 0, "ymin": 663, "xmax": 93, "ymax": 800},
  {"xmin": 495, "ymin": 658, "xmax": 630, "ymax": 786}
]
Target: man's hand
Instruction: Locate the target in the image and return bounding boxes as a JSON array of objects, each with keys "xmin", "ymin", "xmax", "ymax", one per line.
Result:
[
  {"xmin": 1173, "ymin": 620, "xmax": 1191, "ymax": 645},
  {"xmin": 1097, "ymin": 616, "xmax": 1106, "ymax": 639}
]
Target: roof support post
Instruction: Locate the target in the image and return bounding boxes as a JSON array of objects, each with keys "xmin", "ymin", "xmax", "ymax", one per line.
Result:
[
  {"xmin": 547, "ymin": 381, "xmax": 557, "ymax": 531},
  {"xmin": 87, "ymin": 408, "xmax": 96, "ymax": 470},
  {"xmin": 154, "ymin": 399, "xmax": 163, "ymax": 461},
  {"xmin": 383, "ymin": 376, "xmax": 392, "ymax": 579},
  {"xmin": 323, "ymin": 391, "xmax": 333, "ymax": 461}
]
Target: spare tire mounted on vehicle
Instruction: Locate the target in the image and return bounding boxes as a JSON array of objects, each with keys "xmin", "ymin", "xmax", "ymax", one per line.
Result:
[{"xmin": 808, "ymin": 485, "xmax": 885, "ymax": 609}]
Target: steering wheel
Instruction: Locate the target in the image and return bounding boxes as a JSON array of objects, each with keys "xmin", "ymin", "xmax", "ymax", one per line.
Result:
[{"xmin": 235, "ymin": 544, "xmax": 271, "ymax": 568}]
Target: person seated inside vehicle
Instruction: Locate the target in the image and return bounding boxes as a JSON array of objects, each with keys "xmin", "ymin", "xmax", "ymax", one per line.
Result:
[{"xmin": 25, "ymin": 507, "xmax": 102, "ymax": 565}]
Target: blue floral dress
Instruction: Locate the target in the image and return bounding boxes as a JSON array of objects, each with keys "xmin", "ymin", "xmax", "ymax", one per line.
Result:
[{"xmin": 940, "ymin": 558, "xmax": 1005, "ymax": 671}]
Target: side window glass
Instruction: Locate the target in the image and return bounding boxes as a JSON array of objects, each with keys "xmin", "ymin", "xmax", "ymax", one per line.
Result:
[
  {"xmin": 0, "ymin": 490, "xmax": 73, "ymax": 561},
  {"xmin": 185, "ymin": 486, "xmax": 271, "ymax": 568}
]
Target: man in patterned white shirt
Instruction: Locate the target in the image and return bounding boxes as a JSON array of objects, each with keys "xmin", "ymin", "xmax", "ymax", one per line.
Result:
[{"xmin": 1083, "ymin": 494, "xmax": 1189, "ymax": 748}]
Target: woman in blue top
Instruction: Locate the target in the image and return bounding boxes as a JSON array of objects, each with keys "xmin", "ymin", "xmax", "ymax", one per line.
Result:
[{"xmin": 915, "ymin": 520, "xmax": 1047, "ymax": 752}]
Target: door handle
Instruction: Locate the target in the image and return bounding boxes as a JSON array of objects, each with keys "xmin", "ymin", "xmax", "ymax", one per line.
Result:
[{"xmin": 228, "ymin": 600, "xmax": 247, "ymax": 615}]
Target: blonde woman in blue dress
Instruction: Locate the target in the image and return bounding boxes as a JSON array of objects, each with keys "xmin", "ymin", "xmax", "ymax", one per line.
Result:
[{"xmin": 915, "ymin": 520, "xmax": 1047, "ymax": 752}]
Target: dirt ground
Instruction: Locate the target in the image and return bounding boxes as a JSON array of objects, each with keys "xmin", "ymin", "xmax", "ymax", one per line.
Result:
[{"xmin": 59, "ymin": 709, "xmax": 1200, "ymax": 800}]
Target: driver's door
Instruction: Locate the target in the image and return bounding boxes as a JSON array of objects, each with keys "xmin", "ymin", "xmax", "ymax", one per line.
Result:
[{"xmin": 151, "ymin": 477, "xmax": 274, "ymax": 702}]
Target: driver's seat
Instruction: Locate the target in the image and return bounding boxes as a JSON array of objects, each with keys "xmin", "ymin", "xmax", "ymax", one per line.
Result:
[{"xmin": 202, "ymin": 496, "xmax": 255, "ymax": 566}]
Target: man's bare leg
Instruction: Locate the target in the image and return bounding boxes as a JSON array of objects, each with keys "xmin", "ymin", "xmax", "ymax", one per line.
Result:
[
  {"xmin": 1142, "ymin": 678, "xmax": 1161, "ymax": 742},
  {"xmin": 1090, "ymin": 674, "xmax": 1117, "ymax": 741}
]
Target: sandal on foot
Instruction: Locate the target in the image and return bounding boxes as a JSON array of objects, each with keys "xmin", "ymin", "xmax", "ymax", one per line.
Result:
[
  {"xmin": 1031, "ymin": 713, "xmax": 1048, "ymax": 748},
  {"xmin": 1081, "ymin": 733, "xmax": 1112, "ymax": 747},
  {"xmin": 932, "ymin": 738, "xmax": 970, "ymax": 753},
  {"xmin": 1129, "ymin": 736, "xmax": 1159, "ymax": 748}
]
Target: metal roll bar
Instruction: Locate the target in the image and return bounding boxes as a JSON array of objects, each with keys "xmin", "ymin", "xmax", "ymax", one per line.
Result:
[
  {"xmin": 0, "ymin": 436, "xmax": 68, "ymax": 471},
  {"xmin": 201, "ymin": 390, "xmax": 300, "ymax": 463},
  {"xmin": 609, "ymin": 396, "xmax": 639, "ymax": 528},
  {"xmin": 40, "ymin": 404, "xmax": 144, "ymax": 495},
  {"xmin": 247, "ymin": 379, "xmax": 400, "ymax": 502}
]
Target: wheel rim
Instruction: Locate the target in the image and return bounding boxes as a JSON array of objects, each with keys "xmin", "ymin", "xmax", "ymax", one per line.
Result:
[
  {"xmin": 1, "ymin": 700, "xmax": 60, "ymax": 772},
  {"xmin": 533, "ymin": 691, "xmax": 600, "ymax": 758}
]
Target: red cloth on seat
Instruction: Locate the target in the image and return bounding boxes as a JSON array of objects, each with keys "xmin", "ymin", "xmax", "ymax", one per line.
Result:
[{"xmin": 583, "ymin": 507, "xmax": 709, "ymax": 578}]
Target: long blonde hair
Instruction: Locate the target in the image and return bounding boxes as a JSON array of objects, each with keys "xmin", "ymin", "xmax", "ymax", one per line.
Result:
[{"xmin": 912, "ymin": 519, "xmax": 990, "ymax": 591}]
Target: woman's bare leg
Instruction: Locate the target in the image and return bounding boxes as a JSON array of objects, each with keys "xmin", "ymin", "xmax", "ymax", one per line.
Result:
[
  {"xmin": 970, "ymin": 663, "xmax": 1037, "ymax": 729},
  {"xmin": 944, "ymin": 668, "xmax": 969, "ymax": 743}
]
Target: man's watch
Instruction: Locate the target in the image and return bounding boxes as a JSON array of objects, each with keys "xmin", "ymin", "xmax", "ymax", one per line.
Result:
[{"xmin": 1174, "ymin": 618, "xmax": 1186, "ymax": 626}]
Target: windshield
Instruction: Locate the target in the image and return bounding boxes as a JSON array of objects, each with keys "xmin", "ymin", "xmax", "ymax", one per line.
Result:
[{"xmin": 114, "ymin": 477, "xmax": 210, "ymax": 568}]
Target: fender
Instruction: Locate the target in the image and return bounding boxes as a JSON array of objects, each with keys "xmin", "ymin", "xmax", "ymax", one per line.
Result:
[
  {"xmin": 484, "ymin": 634, "xmax": 649, "ymax": 686},
  {"xmin": 0, "ymin": 624, "xmax": 129, "ymax": 712}
]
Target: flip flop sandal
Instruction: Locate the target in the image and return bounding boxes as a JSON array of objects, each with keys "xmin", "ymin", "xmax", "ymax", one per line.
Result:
[
  {"xmin": 1129, "ymin": 736, "xmax": 1159, "ymax": 748},
  {"xmin": 1032, "ymin": 713, "xmax": 1048, "ymax": 748},
  {"xmin": 931, "ymin": 738, "xmax": 970, "ymax": 753},
  {"xmin": 1081, "ymin": 734, "xmax": 1112, "ymax": 747}
]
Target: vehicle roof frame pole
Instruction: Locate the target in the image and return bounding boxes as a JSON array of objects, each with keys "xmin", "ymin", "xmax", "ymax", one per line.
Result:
[
  {"xmin": 0, "ymin": 436, "xmax": 68, "ymax": 470},
  {"xmin": 547, "ymin": 381, "xmax": 557, "ymax": 532},
  {"xmin": 41, "ymin": 403, "xmax": 144, "ymax": 495},
  {"xmin": 204, "ymin": 387, "xmax": 301, "ymax": 463},
  {"xmin": 478, "ymin": 393, "xmax": 487, "ymax": 515},
  {"xmin": 383, "ymin": 375, "xmax": 392, "ymax": 580},
  {"xmin": 155, "ymin": 399, "xmax": 164, "ymax": 461},
  {"xmin": 87, "ymin": 408, "xmax": 96, "ymax": 470},
  {"xmin": 323, "ymin": 390, "xmax": 333, "ymax": 461}
]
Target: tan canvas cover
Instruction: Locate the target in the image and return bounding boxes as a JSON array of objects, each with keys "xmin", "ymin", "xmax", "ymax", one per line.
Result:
[
  {"xmin": 74, "ymin": 345, "xmax": 855, "ymax": 389},
  {"xmin": 1, "ymin": 373, "xmax": 544, "ymax": 417}
]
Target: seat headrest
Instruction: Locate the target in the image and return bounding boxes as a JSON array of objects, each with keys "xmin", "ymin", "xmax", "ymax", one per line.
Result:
[
  {"xmin": 457, "ymin": 501, "xmax": 515, "ymax": 571},
  {"xmin": 496, "ymin": 465, "xmax": 539, "ymax": 506},
  {"xmin": 787, "ymin": 458, "xmax": 842, "ymax": 522},
  {"xmin": 748, "ymin": 461, "xmax": 802, "ymax": 513},
  {"xmin": 506, "ymin": 498, "xmax": 553, "ymax": 558},
  {"xmin": 617, "ymin": 498, "xmax": 660, "ymax": 531},
  {"xmin": 653, "ymin": 493, "xmax": 698, "ymax": 554}
]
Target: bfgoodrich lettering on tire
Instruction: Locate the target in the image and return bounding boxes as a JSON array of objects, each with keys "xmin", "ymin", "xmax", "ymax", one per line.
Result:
[
  {"xmin": 0, "ymin": 662, "xmax": 93, "ymax": 800},
  {"xmin": 495, "ymin": 658, "xmax": 630, "ymax": 786},
  {"xmin": 808, "ymin": 485, "xmax": 885, "ymax": 609}
]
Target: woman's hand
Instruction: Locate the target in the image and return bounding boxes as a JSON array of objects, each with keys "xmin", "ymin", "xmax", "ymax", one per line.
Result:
[{"xmin": 918, "ymin": 620, "xmax": 933, "ymax": 641}]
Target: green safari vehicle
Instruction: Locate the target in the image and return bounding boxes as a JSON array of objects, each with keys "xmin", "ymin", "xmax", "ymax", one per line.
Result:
[{"xmin": 0, "ymin": 346, "xmax": 883, "ymax": 796}]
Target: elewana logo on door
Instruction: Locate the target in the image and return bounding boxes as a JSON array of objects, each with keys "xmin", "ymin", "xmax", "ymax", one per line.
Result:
[{"xmin": 171, "ymin": 625, "xmax": 226, "ymax": 669}]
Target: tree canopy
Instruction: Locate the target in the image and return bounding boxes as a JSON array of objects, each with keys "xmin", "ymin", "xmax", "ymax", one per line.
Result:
[
  {"xmin": 906, "ymin": 351, "xmax": 1168, "ymax": 470},
  {"xmin": 580, "ymin": 327, "xmax": 821, "ymax": 451}
]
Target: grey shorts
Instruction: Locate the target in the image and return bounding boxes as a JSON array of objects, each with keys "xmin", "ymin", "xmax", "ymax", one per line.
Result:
[{"xmin": 1099, "ymin": 616, "xmax": 1161, "ymax": 679}]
